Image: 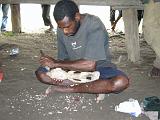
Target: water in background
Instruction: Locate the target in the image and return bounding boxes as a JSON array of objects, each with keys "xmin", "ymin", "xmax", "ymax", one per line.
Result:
[{"xmin": 2, "ymin": 4, "xmax": 142, "ymax": 33}]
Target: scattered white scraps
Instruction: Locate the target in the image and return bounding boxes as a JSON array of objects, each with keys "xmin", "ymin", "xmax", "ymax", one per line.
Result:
[{"xmin": 6, "ymin": 88, "xmax": 105, "ymax": 119}]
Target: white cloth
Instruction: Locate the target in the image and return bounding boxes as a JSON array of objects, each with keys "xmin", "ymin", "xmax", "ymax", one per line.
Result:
[{"xmin": 46, "ymin": 68, "xmax": 100, "ymax": 83}]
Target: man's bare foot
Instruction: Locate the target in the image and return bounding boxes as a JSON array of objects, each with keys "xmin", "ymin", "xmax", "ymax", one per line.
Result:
[
  {"xmin": 96, "ymin": 94, "xmax": 105, "ymax": 103},
  {"xmin": 35, "ymin": 69, "xmax": 77, "ymax": 86},
  {"xmin": 45, "ymin": 85, "xmax": 76, "ymax": 95},
  {"xmin": 45, "ymin": 85, "xmax": 55, "ymax": 96},
  {"xmin": 45, "ymin": 29, "xmax": 52, "ymax": 33},
  {"xmin": 45, "ymin": 26, "xmax": 53, "ymax": 33},
  {"xmin": 149, "ymin": 67, "xmax": 160, "ymax": 77}
]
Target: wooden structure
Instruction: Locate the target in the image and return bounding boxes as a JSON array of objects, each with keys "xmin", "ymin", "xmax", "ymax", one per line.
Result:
[
  {"xmin": 0, "ymin": 0, "xmax": 142, "ymax": 5},
  {"xmin": 0, "ymin": 0, "xmax": 144, "ymax": 63}
]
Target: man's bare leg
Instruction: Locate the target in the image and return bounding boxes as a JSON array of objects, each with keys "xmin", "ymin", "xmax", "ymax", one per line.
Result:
[
  {"xmin": 52, "ymin": 75, "xmax": 129, "ymax": 94},
  {"xmin": 35, "ymin": 70, "xmax": 75, "ymax": 86},
  {"xmin": 45, "ymin": 24, "xmax": 54, "ymax": 33}
]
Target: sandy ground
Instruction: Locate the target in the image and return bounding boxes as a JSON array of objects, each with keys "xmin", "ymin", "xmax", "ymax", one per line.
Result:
[{"xmin": 0, "ymin": 32, "xmax": 160, "ymax": 120}]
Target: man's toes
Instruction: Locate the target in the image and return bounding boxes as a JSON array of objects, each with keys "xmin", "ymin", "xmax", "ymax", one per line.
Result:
[{"xmin": 45, "ymin": 85, "xmax": 54, "ymax": 95}]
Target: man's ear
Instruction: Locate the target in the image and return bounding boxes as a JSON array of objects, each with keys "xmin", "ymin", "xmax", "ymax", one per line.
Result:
[{"xmin": 75, "ymin": 12, "xmax": 81, "ymax": 21}]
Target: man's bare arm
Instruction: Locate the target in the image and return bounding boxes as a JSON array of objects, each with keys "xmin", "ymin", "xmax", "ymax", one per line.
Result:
[
  {"xmin": 54, "ymin": 59, "xmax": 96, "ymax": 72},
  {"xmin": 39, "ymin": 53, "xmax": 96, "ymax": 72}
]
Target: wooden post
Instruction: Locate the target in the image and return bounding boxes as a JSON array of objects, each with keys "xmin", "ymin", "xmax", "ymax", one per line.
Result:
[
  {"xmin": 123, "ymin": 8, "xmax": 140, "ymax": 62},
  {"xmin": 10, "ymin": 4, "xmax": 21, "ymax": 33}
]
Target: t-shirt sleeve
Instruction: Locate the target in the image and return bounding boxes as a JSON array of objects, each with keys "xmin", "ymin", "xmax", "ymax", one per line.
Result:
[
  {"xmin": 83, "ymin": 17, "xmax": 109, "ymax": 61},
  {"xmin": 57, "ymin": 29, "xmax": 69, "ymax": 60}
]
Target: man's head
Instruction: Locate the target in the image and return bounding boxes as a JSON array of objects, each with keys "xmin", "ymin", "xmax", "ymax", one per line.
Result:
[{"xmin": 53, "ymin": 0, "xmax": 81, "ymax": 36}]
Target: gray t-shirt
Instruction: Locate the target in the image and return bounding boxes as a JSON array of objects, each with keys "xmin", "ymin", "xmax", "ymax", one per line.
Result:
[{"xmin": 57, "ymin": 14, "xmax": 114, "ymax": 68}]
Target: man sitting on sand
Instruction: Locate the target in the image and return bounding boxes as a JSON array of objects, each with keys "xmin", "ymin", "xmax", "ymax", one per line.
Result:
[{"xmin": 35, "ymin": 0, "xmax": 129, "ymax": 95}]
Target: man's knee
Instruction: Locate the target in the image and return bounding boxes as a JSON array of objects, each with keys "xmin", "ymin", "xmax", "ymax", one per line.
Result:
[
  {"xmin": 35, "ymin": 66, "xmax": 49, "ymax": 83},
  {"xmin": 111, "ymin": 75, "xmax": 129, "ymax": 93},
  {"xmin": 35, "ymin": 70, "xmax": 52, "ymax": 85},
  {"xmin": 35, "ymin": 70, "xmax": 44, "ymax": 82}
]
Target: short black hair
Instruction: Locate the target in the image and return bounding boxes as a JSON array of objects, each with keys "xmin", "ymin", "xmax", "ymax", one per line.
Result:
[{"xmin": 53, "ymin": 0, "xmax": 79, "ymax": 22}]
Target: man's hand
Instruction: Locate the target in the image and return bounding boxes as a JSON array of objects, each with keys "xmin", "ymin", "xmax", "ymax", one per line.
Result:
[{"xmin": 39, "ymin": 55, "xmax": 57, "ymax": 68}]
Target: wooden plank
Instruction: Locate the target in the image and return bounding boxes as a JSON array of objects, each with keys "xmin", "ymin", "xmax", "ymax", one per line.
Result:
[
  {"xmin": 75, "ymin": 0, "xmax": 142, "ymax": 6},
  {"xmin": 0, "ymin": 0, "xmax": 142, "ymax": 6},
  {"xmin": 123, "ymin": 8, "xmax": 140, "ymax": 62},
  {"xmin": 10, "ymin": 4, "xmax": 22, "ymax": 33},
  {"xmin": 112, "ymin": 5, "xmax": 144, "ymax": 10}
]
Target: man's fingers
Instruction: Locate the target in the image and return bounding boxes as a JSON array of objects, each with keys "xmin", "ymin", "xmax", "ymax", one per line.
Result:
[
  {"xmin": 39, "ymin": 57, "xmax": 50, "ymax": 65},
  {"xmin": 40, "ymin": 56, "xmax": 48, "ymax": 61},
  {"xmin": 52, "ymin": 78, "xmax": 63, "ymax": 83}
]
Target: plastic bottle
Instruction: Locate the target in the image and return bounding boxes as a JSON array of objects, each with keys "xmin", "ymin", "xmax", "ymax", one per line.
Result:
[{"xmin": 10, "ymin": 47, "xmax": 19, "ymax": 56}]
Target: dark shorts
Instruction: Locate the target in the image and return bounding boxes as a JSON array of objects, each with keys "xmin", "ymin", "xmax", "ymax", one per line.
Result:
[
  {"xmin": 37, "ymin": 66, "xmax": 49, "ymax": 73},
  {"xmin": 96, "ymin": 67, "xmax": 127, "ymax": 80},
  {"xmin": 37, "ymin": 67, "xmax": 127, "ymax": 80}
]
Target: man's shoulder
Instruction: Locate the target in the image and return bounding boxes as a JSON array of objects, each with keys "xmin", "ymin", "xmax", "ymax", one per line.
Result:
[
  {"xmin": 82, "ymin": 14, "xmax": 102, "ymax": 29},
  {"xmin": 84, "ymin": 13, "xmax": 100, "ymax": 21}
]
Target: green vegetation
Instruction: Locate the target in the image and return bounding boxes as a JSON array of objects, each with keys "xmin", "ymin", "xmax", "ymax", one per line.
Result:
[{"xmin": 1, "ymin": 31, "xmax": 15, "ymax": 36}]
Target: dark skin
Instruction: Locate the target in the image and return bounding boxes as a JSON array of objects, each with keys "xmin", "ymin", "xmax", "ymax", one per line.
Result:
[{"xmin": 35, "ymin": 12, "xmax": 129, "ymax": 94}]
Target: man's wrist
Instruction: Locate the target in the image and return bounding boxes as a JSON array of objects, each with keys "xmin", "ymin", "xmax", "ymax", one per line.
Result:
[{"xmin": 52, "ymin": 61, "xmax": 59, "ymax": 68}]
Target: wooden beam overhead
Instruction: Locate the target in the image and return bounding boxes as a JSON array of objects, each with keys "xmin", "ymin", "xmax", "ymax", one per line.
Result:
[{"xmin": 0, "ymin": 0, "xmax": 142, "ymax": 6}]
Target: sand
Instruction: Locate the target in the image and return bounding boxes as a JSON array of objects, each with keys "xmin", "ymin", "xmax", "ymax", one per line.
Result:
[{"xmin": 0, "ymin": 32, "xmax": 159, "ymax": 120}]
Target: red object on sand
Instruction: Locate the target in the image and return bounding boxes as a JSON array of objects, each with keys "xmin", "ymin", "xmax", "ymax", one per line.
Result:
[{"xmin": 0, "ymin": 70, "xmax": 4, "ymax": 82}]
